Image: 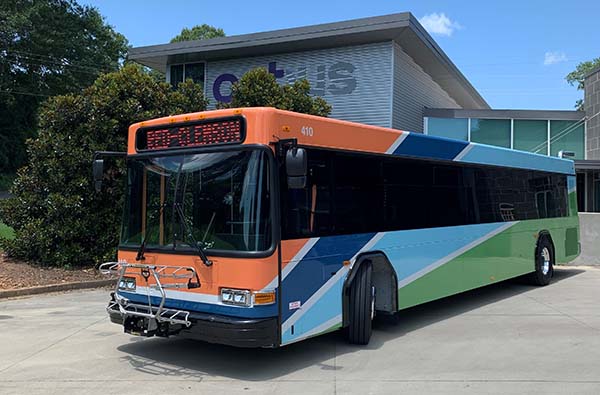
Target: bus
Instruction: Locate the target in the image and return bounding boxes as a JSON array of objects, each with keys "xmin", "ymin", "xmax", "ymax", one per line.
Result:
[{"xmin": 96, "ymin": 107, "xmax": 580, "ymax": 347}]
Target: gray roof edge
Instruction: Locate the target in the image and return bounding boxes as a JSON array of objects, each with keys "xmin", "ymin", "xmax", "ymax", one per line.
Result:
[
  {"xmin": 584, "ymin": 64, "xmax": 600, "ymax": 79},
  {"xmin": 406, "ymin": 14, "xmax": 489, "ymax": 109},
  {"xmin": 424, "ymin": 108, "xmax": 586, "ymax": 121},
  {"xmin": 575, "ymin": 160, "xmax": 600, "ymax": 170},
  {"xmin": 129, "ymin": 12, "xmax": 412, "ymax": 58}
]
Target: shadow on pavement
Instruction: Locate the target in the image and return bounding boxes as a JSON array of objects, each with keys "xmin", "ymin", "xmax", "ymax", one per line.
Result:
[{"xmin": 116, "ymin": 267, "xmax": 584, "ymax": 381}]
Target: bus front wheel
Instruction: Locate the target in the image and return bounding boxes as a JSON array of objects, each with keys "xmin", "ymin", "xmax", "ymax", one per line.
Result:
[
  {"xmin": 529, "ymin": 235, "xmax": 554, "ymax": 286},
  {"xmin": 346, "ymin": 262, "xmax": 374, "ymax": 345}
]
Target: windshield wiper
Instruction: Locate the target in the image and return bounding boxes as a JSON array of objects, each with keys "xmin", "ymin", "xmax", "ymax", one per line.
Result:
[
  {"xmin": 171, "ymin": 160, "xmax": 212, "ymax": 267},
  {"xmin": 173, "ymin": 203, "xmax": 212, "ymax": 267},
  {"xmin": 135, "ymin": 237, "xmax": 147, "ymax": 261}
]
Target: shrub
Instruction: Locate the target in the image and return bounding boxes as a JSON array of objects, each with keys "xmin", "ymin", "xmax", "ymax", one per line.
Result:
[
  {"xmin": 0, "ymin": 65, "xmax": 207, "ymax": 267},
  {"xmin": 225, "ymin": 67, "xmax": 332, "ymax": 117}
]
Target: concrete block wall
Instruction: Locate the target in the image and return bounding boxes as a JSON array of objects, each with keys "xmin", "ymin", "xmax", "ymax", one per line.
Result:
[
  {"xmin": 570, "ymin": 213, "xmax": 600, "ymax": 265},
  {"xmin": 585, "ymin": 68, "xmax": 600, "ymax": 159}
]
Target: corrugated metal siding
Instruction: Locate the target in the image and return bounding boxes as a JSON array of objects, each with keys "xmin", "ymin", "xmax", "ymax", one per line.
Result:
[
  {"xmin": 392, "ymin": 43, "xmax": 460, "ymax": 132},
  {"xmin": 205, "ymin": 42, "xmax": 393, "ymax": 128}
]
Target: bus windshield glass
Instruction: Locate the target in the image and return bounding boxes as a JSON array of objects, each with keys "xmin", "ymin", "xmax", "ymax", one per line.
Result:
[{"xmin": 120, "ymin": 149, "xmax": 271, "ymax": 254}]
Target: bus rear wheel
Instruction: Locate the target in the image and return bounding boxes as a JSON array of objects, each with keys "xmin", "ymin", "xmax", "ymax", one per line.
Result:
[
  {"xmin": 529, "ymin": 236, "xmax": 554, "ymax": 286},
  {"xmin": 346, "ymin": 262, "xmax": 374, "ymax": 345}
]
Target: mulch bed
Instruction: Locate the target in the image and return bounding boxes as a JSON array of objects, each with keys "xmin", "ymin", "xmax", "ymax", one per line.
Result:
[{"xmin": 0, "ymin": 255, "xmax": 106, "ymax": 290}]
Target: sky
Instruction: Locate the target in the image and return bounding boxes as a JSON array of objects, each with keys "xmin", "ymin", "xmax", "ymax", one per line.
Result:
[{"xmin": 81, "ymin": 0, "xmax": 600, "ymax": 111}]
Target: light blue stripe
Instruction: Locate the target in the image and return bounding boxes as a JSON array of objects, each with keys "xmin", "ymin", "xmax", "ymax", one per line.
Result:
[
  {"xmin": 281, "ymin": 275, "xmax": 344, "ymax": 344},
  {"xmin": 457, "ymin": 143, "xmax": 575, "ymax": 175},
  {"xmin": 567, "ymin": 175, "xmax": 577, "ymax": 193},
  {"xmin": 372, "ymin": 222, "xmax": 510, "ymax": 284}
]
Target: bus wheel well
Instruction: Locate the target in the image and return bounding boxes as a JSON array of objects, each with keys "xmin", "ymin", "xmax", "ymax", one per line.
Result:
[
  {"xmin": 342, "ymin": 252, "xmax": 398, "ymax": 327},
  {"xmin": 538, "ymin": 230, "xmax": 555, "ymax": 254}
]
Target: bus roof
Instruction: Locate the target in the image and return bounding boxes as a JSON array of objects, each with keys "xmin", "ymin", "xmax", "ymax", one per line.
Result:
[{"xmin": 128, "ymin": 107, "xmax": 576, "ymax": 176}]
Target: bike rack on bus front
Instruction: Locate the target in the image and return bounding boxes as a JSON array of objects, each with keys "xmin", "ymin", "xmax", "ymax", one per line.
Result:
[{"xmin": 99, "ymin": 262, "xmax": 199, "ymax": 333}]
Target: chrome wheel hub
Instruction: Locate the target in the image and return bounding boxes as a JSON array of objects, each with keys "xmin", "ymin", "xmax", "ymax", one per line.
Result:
[
  {"xmin": 370, "ymin": 286, "xmax": 376, "ymax": 320},
  {"xmin": 541, "ymin": 247, "xmax": 551, "ymax": 275}
]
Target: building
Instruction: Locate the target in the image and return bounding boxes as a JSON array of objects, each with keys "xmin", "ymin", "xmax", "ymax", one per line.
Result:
[{"xmin": 129, "ymin": 12, "xmax": 596, "ymax": 212}]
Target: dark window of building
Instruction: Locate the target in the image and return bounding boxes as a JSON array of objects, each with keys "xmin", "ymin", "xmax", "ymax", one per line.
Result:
[
  {"xmin": 281, "ymin": 148, "xmax": 569, "ymax": 239},
  {"xmin": 169, "ymin": 63, "xmax": 205, "ymax": 89},
  {"xmin": 170, "ymin": 64, "xmax": 184, "ymax": 88},
  {"xmin": 184, "ymin": 63, "xmax": 205, "ymax": 89},
  {"xmin": 576, "ymin": 173, "xmax": 585, "ymax": 211}
]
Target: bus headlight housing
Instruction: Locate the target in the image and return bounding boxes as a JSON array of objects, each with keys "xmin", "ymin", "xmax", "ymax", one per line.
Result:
[
  {"xmin": 220, "ymin": 288, "xmax": 276, "ymax": 307},
  {"xmin": 221, "ymin": 288, "xmax": 251, "ymax": 306},
  {"xmin": 118, "ymin": 277, "xmax": 136, "ymax": 291}
]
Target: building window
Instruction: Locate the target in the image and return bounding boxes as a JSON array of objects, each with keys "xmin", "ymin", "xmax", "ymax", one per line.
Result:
[
  {"xmin": 170, "ymin": 64, "xmax": 184, "ymax": 88},
  {"xmin": 550, "ymin": 120, "xmax": 584, "ymax": 159},
  {"xmin": 169, "ymin": 63, "xmax": 205, "ymax": 89},
  {"xmin": 470, "ymin": 119, "xmax": 511, "ymax": 148},
  {"xmin": 513, "ymin": 120, "xmax": 548, "ymax": 155},
  {"xmin": 184, "ymin": 63, "xmax": 205, "ymax": 89},
  {"xmin": 427, "ymin": 117, "xmax": 468, "ymax": 140}
]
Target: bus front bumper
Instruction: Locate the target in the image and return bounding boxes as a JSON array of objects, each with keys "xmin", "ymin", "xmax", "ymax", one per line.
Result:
[{"xmin": 107, "ymin": 298, "xmax": 279, "ymax": 348}]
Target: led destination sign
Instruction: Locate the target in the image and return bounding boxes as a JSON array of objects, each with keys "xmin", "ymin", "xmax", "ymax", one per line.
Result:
[{"xmin": 136, "ymin": 117, "xmax": 245, "ymax": 151}]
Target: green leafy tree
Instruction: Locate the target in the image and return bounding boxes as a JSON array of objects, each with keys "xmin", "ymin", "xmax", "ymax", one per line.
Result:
[
  {"xmin": 0, "ymin": 0, "xmax": 128, "ymax": 176},
  {"xmin": 170, "ymin": 24, "xmax": 225, "ymax": 43},
  {"xmin": 566, "ymin": 57, "xmax": 600, "ymax": 110},
  {"xmin": 0, "ymin": 65, "xmax": 208, "ymax": 267},
  {"xmin": 226, "ymin": 67, "xmax": 332, "ymax": 117}
]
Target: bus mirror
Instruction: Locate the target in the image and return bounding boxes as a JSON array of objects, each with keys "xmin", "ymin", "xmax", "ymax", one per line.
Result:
[
  {"xmin": 93, "ymin": 159, "xmax": 104, "ymax": 192},
  {"xmin": 286, "ymin": 147, "xmax": 307, "ymax": 189}
]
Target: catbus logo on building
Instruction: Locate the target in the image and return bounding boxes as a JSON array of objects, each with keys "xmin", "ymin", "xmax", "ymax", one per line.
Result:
[{"xmin": 212, "ymin": 61, "xmax": 357, "ymax": 103}]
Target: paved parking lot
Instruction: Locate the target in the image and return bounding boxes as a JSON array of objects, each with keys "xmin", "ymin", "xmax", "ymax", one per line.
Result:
[{"xmin": 1, "ymin": 266, "xmax": 599, "ymax": 394}]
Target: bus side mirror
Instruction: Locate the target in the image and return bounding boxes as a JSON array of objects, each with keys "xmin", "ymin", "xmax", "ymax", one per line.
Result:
[
  {"xmin": 93, "ymin": 159, "xmax": 104, "ymax": 193},
  {"xmin": 286, "ymin": 148, "xmax": 307, "ymax": 189}
]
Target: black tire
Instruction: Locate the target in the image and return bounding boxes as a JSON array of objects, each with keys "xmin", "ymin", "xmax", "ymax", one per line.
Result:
[
  {"xmin": 528, "ymin": 235, "xmax": 554, "ymax": 286},
  {"xmin": 346, "ymin": 262, "xmax": 374, "ymax": 345}
]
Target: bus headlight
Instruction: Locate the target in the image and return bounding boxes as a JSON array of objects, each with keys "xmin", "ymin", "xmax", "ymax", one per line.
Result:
[
  {"xmin": 221, "ymin": 288, "xmax": 251, "ymax": 306},
  {"xmin": 118, "ymin": 277, "xmax": 136, "ymax": 291}
]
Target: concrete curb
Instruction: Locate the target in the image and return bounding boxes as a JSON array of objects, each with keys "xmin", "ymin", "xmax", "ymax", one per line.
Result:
[{"xmin": 0, "ymin": 279, "xmax": 115, "ymax": 299}]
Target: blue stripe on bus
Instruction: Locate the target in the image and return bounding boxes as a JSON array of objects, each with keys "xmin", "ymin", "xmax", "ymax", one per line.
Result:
[
  {"xmin": 456, "ymin": 143, "xmax": 575, "ymax": 175},
  {"xmin": 393, "ymin": 133, "xmax": 468, "ymax": 160},
  {"xmin": 118, "ymin": 291, "xmax": 278, "ymax": 318},
  {"xmin": 282, "ymin": 274, "xmax": 344, "ymax": 344},
  {"xmin": 281, "ymin": 232, "xmax": 375, "ymax": 322}
]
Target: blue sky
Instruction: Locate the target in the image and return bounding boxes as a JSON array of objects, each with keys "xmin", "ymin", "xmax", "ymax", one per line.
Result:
[{"xmin": 81, "ymin": 0, "xmax": 599, "ymax": 110}]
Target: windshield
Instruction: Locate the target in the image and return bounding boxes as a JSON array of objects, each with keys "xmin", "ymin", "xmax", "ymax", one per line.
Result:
[{"xmin": 120, "ymin": 149, "xmax": 272, "ymax": 253}]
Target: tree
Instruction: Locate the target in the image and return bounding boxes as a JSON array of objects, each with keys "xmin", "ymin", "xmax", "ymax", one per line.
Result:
[
  {"xmin": 0, "ymin": 65, "xmax": 208, "ymax": 267},
  {"xmin": 565, "ymin": 57, "xmax": 600, "ymax": 110},
  {"xmin": 227, "ymin": 67, "xmax": 332, "ymax": 117},
  {"xmin": 170, "ymin": 24, "xmax": 225, "ymax": 43},
  {"xmin": 0, "ymin": 0, "xmax": 128, "ymax": 175}
]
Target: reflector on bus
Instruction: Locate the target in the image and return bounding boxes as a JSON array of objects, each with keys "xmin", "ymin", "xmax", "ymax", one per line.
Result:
[{"xmin": 135, "ymin": 116, "xmax": 246, "ymax": 152}]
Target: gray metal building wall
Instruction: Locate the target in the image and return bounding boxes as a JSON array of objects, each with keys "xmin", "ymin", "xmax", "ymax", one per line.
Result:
[
  {"xmin": 205, "ymin": 42, "xmax": 394, "ymax": 128},
  {"xmin": 585, "ymin": 68, "xmax": 600, "ymax": 159},
  {"xmin": 392, "ymin": 43, "xmax": 460, "ymax": 132}
]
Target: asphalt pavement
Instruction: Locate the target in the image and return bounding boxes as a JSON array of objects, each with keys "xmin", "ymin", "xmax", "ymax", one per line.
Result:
[{"xmin": 1, "ymin": 266, "xmax": 599, "ymax": 394}]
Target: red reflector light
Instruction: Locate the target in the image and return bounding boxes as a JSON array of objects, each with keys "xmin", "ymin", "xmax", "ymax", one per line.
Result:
[{"xmin": 136, "ymin": 116, "xmax": 245, "ymax": 151}]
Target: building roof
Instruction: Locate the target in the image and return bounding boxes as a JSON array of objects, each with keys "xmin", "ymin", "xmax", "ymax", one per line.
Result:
[
  {"xmin": 584, "ymin": 64, "xmax": 600, "ymax": 80},
  {"xmin": 129, "ymin": 13, "xmax": 489, "ymax": 109},
  {"xmin": 575, "ymin": 160, "xmax": 600, "ymax": 170},
  {"xmin": 424, "ymin": 108, "xmax": 586, "ymax": 121}
]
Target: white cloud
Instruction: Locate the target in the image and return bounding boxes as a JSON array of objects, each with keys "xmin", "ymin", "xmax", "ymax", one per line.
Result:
[
  {"xmin": 418, "ymin": 13, "xmax": 462, "ymax": 37},
  {"xmin": 544, "ymin": 51, "xmax": 568, "ymax": 65}
]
